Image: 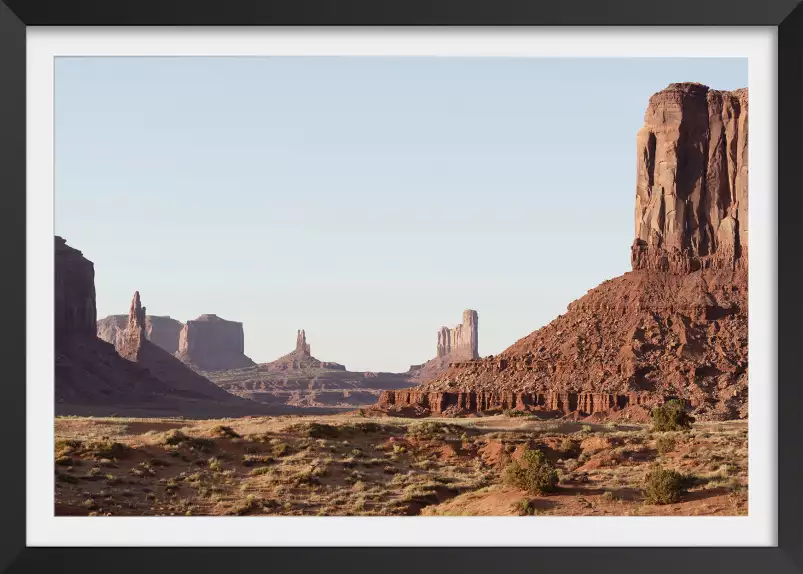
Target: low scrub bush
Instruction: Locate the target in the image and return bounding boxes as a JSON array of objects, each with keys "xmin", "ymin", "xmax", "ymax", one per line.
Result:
[
  {"xmin": 242, "ymin": 454, "xmax": 274, "ymax": 467},
  {"xmin": 503, "ymin": 409, "xmax": 531, "ymax": 418},
  {"xmin": 643, "ymin": 467, "xmax": 691, "ymax": 504},
  {"xmin": 345, "ymin": 422, "xmax": 383, "ymax": 434},
  {"xmin": 651, "ymin": 400, "xmax": 695, "ymax": 432},
  {"xmin": 290, "ymin": 422, "xmax": 340, "ymax": 439},
  {"xmin": 406, "ymin": 421, "xmax": 463, "ymax": 439},
  {"xmin": 516, "ymin": 498, "xmax": 539, "ymax": 515},
  {"xmin": 210, "ymin": 425, "xmax": 241, "ymax": 439},
  {"xmin": 656, "ymin": 435, "xmax": 677, "ymax": 454},
  {"xmin": 503, "ymin": 448, "xmax": 558, "ymax": 495},
  {"xmin": 161, "ymin": 430, "xmax": 214, "ymax": 451}
]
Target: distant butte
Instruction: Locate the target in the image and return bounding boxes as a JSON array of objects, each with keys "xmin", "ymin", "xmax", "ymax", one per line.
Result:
[
  {"xmin": 175, "ymin": 314, "xmax": 255, "ymax": 372},
  {"xmin": 407, "ymin": 309, "xmax": 480, "ymax": 383}
]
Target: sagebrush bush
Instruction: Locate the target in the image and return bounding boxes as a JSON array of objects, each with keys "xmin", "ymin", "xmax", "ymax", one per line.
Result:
[
  {"xmin": 407, "ymin": 421, "xmax": 463, "ymax": 439},
  {"xmin": 291, "ymin": 422, "xmax": 340, "ymax": 439},
  {"xmin": 516, "ymin": 498, "xmax": 538, "ymax": 515},
  {"xmin": 502, "ymin": 448, "xmax": 558, "ymax": 495},
  {"xmin": 210, "ymin": 425, "xmax": 241, "ymax": 439},
  {"xmin": 652, "ymin": 400, "xmax": 695, "ymax": 432},
  {"xmin": 643, "ymin": 467, "xmax": 689, "ymax": 504},
  {"xmin": 656, "ymin": 435, "xmax": 677, "ymax": 454},
  {"xmin": 345, "ymin": 422, "xmax": 383, "ymax": 433},
  {"xmin": 503, "ymin": 409, "xmax": 531, "ymax": 418}
]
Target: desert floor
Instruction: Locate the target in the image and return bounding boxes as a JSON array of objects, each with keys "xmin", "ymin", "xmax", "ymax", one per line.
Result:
[{"xmin": 54, "ymin": 412, "xmax": 747, "ymax": 517}]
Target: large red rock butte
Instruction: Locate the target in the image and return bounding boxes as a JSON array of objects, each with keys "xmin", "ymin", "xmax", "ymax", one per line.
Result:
[
  {"xmin": 631, "ymin": 83, "xmax": 748, "ymax": 272},
  {"xmin": 376, "ymin": 83, "xmax": 749, "ymax": 421},
  {"xmin": 175, "ymin": 314, "xmax": 255, "ymax": 372}
]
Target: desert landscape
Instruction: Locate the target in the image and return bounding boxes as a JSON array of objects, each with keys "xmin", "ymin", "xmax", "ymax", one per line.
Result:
[{"xmin": 55, "ymin": 81, "xmax": 749, "ymax": 516}]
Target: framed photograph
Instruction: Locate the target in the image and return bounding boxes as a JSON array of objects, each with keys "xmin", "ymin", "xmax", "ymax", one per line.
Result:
[{"xmin": 1, "ymin": 1, "xmax": 801, "ymax": 573}]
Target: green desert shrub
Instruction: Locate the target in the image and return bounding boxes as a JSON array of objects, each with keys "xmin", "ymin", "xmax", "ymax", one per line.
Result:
[
  {"xmin": 503, "ymin": 409, "xmax": 531, "ymax": 418},
  {"xmin": 651, "ymin": 400, "xmax": 695, "ymax": 432},
  {"xmin": 656, "ymin": 435, "xmax": 677, "ymax": 454},
  {"xmin": 516, "ymin": 498, "xmax": 539, "ymax": 515},
  {"xmin": 345, "ymin": 422, "xmax": 383, "ymax": 434},
  {"xmin": 210, "ymin": 425, "xmax": 241, "ymax": 439},
  {"xmin": 290, "ymin": 422, "xmax": 340, "ymax": 439},
  {"xmin": 643, "ymin": 467, "xmax": 690, "ymax": 504},
  {"xmin": 503, "ymin": 448, "xmax": 558, "ymax": 495},
  {"xmin": 406, "ymin": 421, "xmax": 462, "ymax": 439},
  {"xmin": 162, "ymin": 430, "xmax": 214, "ymax": 451}
]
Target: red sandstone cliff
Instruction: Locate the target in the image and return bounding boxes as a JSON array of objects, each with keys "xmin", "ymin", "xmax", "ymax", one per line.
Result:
[
  {"xmin": 376, "ymin": 84, "xmax": 749, "ymax": 420},
  {"xmin": 631, "ymin": 83, "xmax": 748, "ymax": 272}
]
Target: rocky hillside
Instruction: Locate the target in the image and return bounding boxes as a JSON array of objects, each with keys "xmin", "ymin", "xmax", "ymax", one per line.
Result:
[{"xmin": 377, "ymin": 83, "xmax": 749, "ymax": 421}]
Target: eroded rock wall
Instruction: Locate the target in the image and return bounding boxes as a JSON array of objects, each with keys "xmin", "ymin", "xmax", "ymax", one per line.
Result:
[
  {"xmin": 631, "ymin": 83, "xmax": 748, "ymax": 272},
  {"xmin": 377, "ymin": 389, "xmax": 659, "ymax": 417},
  {"xmin": 55, "ymin": 236, "xmax": 97, "ymax": 341}
]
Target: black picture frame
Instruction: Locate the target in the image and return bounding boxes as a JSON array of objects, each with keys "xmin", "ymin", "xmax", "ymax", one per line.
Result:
[{"xmin": 1, "ymin": 1, "xmax": 801, "ymax": 573}]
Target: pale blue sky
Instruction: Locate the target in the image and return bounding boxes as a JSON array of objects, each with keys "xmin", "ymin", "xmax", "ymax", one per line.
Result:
[{"xmin": 55, "ymin": 57, "xmax": 747, "ymax": 372}]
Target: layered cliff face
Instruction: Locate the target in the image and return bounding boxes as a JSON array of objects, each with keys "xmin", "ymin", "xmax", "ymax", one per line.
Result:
[
  {"xmin": 378, "ymin": 389, "xmax": 658, "ymax": 418},
  {"xmin": 631, "ymin": 83, "xmax": 748, "ymax": 273},
  {"xmin": 175, "ymin": 314, "xmax": 255, "ymax": 372},
  {"xmin": 377, "ymin": 84, "xmax": 749, "ymax": 421},
  {"xmin": 146, "ymin": 316, "xmax": 184, "ymax": 354},
  {"xmin": 55, "ymin": 236, "xmax": 97, "ymax": 341},
  {"xmin": 97, "ymin": 314, "xmax": 183, "ymax": 354}
]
